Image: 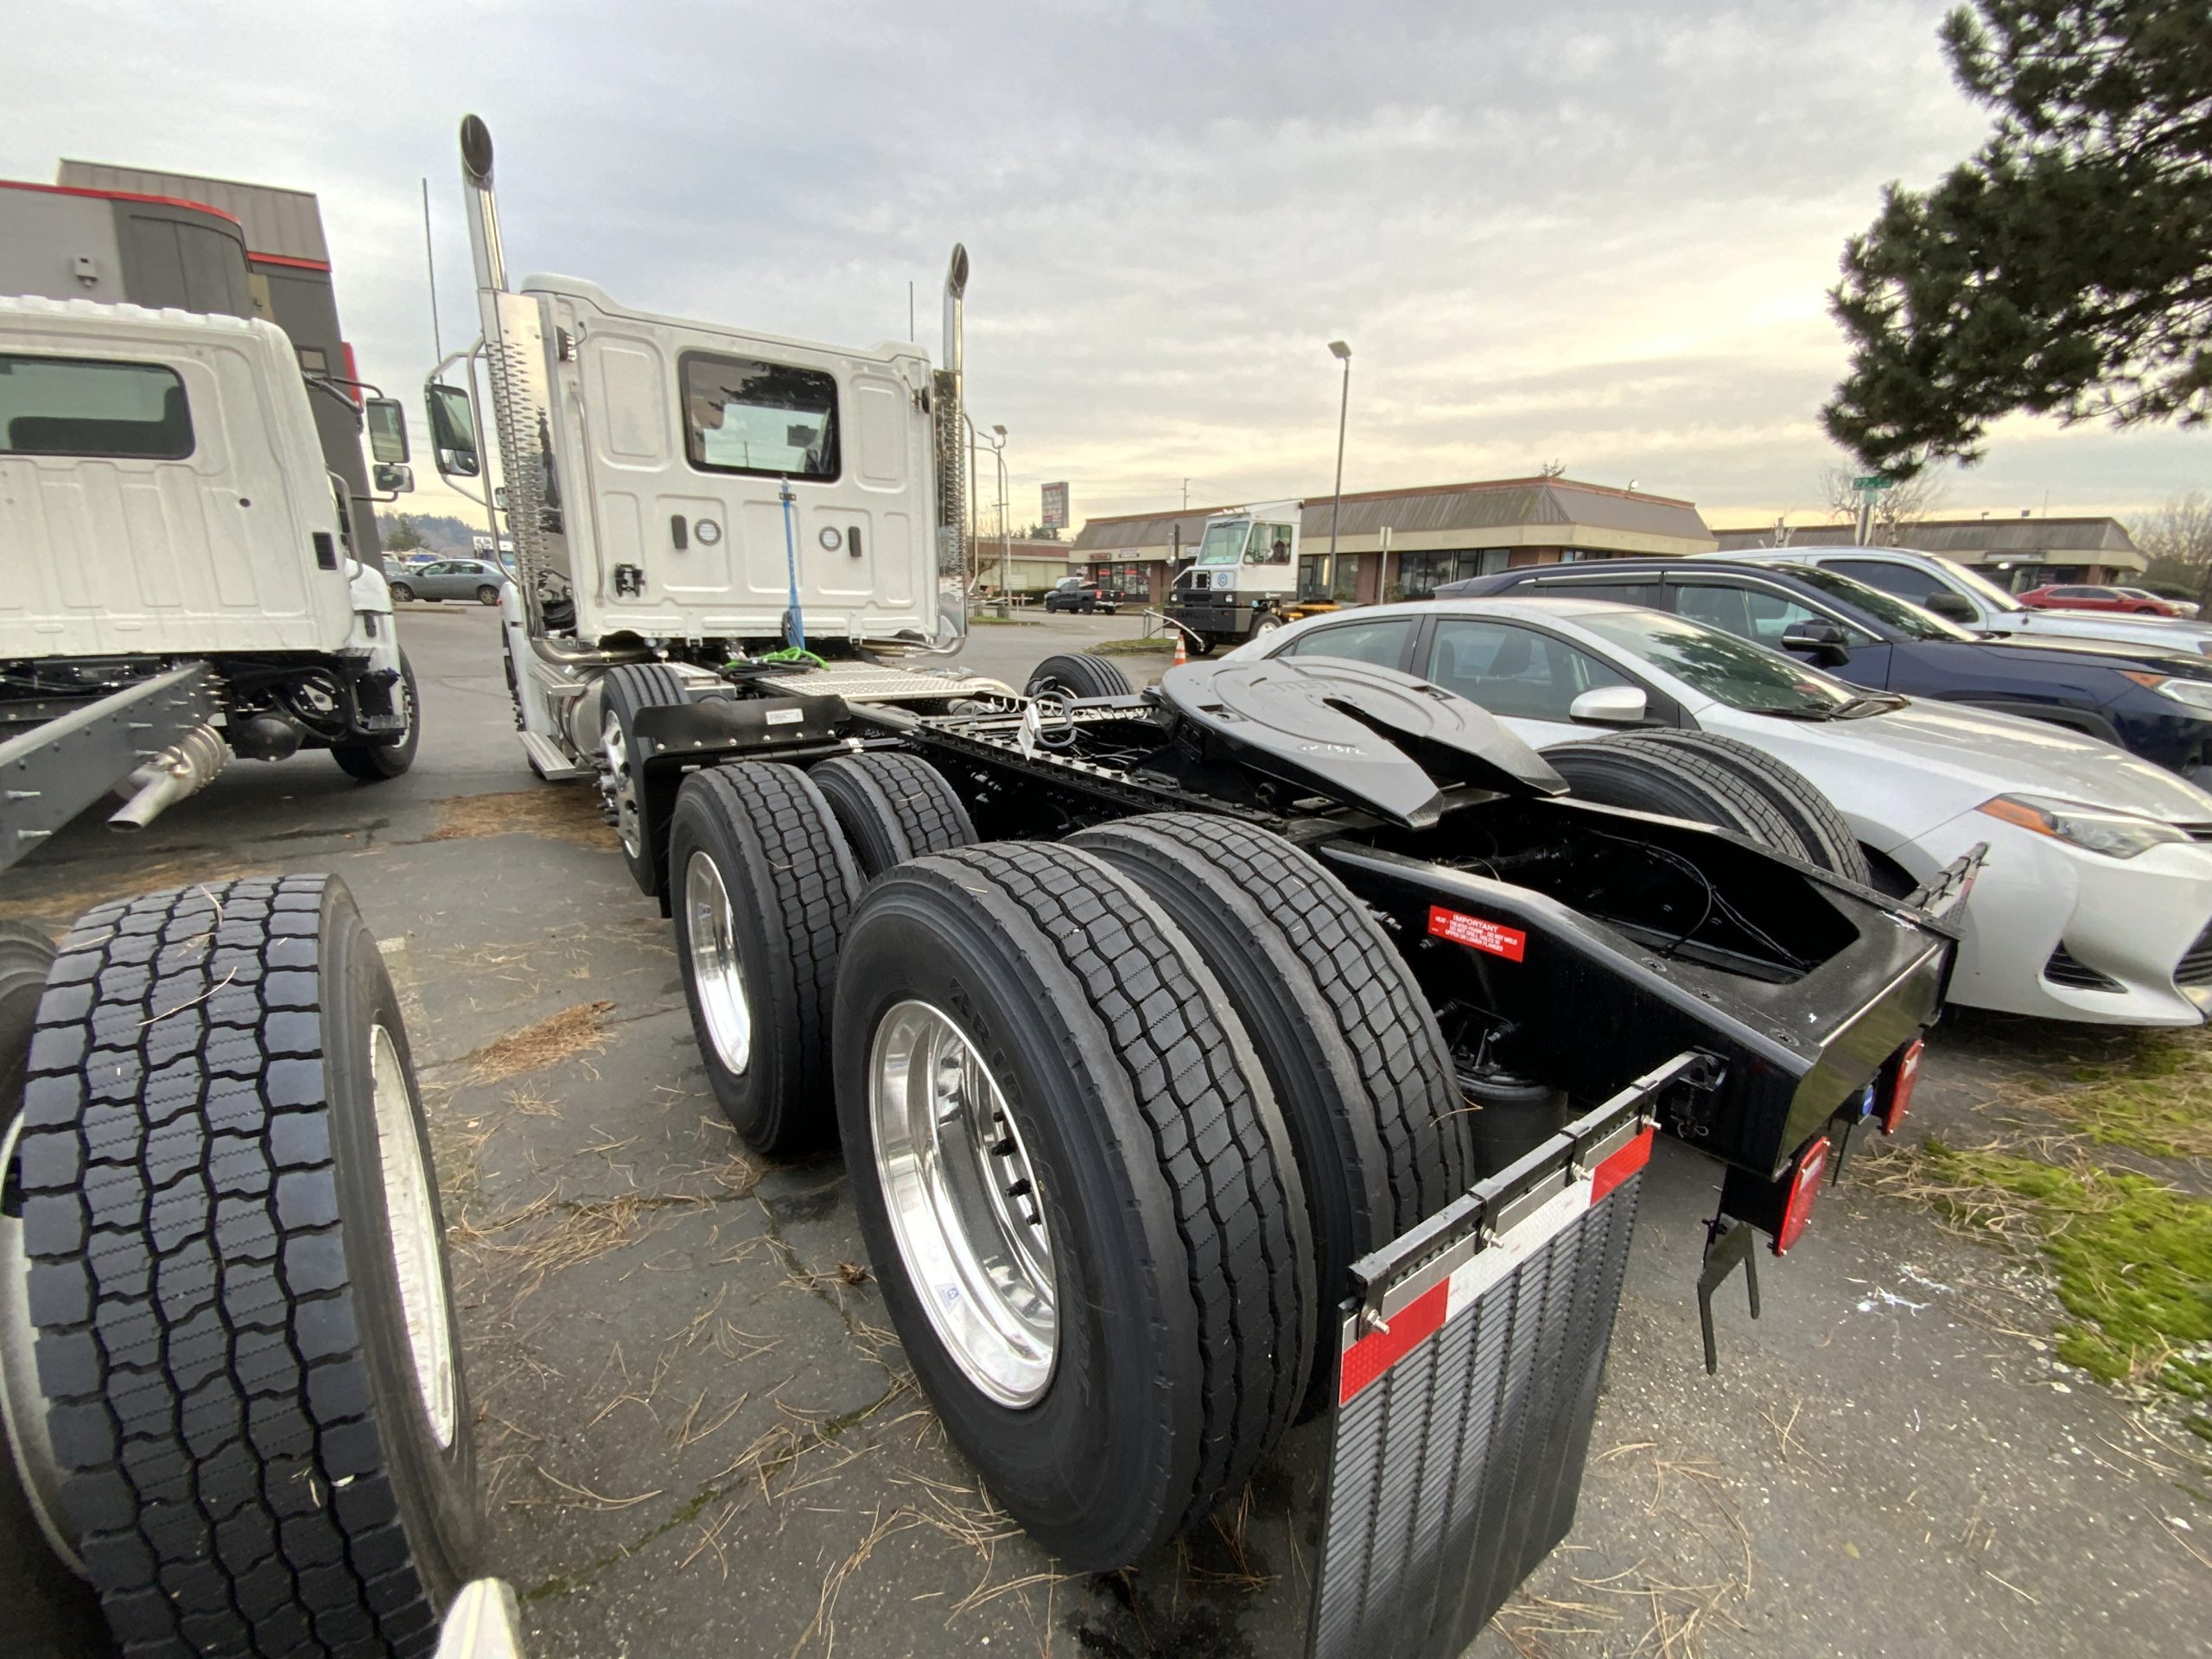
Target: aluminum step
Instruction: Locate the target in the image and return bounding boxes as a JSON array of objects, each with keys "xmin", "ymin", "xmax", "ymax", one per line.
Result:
[{"xmin": 520, "ymin": 730, "xmax": 593, "ymax": 780}]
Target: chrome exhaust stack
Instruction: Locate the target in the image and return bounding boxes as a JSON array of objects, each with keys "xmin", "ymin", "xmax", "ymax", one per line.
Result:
[
  {"xmin": 917, "ymin": 243, "xmax": 970, "ymax": 655},
  {"xmin": 109, "ymin": 722, "xmax": 227, "ymax": 832}
]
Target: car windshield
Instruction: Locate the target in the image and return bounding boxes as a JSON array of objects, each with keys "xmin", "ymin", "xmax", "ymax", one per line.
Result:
[
  {"xmin": 1764, "ymin": 563, "xmax": 1977, "ymax": 641},
  {"xmin": 1197, "ymin": 521, "xmax": 1249, "ymax": 565},
  {"xmin": 1569, "ymin": 608, "xmax": 1860, "ymax": 717}
]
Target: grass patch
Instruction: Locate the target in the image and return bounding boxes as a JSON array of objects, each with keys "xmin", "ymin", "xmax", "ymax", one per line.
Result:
[
  {"xmin": 1089, "ymin": 636, "xmax": 1176, "ymax": 656},
  {"xmin": 964, "ymin": 613, "xmax": 1042, "ymax": 626},
  {"xmin": 2029, "ymin": 1025, "xmax": 2212, "ymax": 1160},
  {"xmin": 1918, "ymin": 1138, "xmax": 2212, "ymax": 1397}
]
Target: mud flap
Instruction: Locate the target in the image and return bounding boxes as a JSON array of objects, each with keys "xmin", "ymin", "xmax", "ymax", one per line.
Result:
[{"xmin": 1306, "ymin": 1056, "xmax": 1700, "ymax": 1659}]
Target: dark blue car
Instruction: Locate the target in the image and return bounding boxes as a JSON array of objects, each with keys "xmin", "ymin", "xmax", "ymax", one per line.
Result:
[{"xmin": 1442, "ymin": 558, "xmax": 2212, "ymax": 785}]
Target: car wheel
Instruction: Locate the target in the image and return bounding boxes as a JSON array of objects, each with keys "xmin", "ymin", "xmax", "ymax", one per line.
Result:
[
  {"xmin": 599, "ymin": 663, "xmax": 692, "ymax": 899},
  {"xmin": 834, "ymin": 843, "xmax": 1314, "ymax": 1569},
  {"xmin": 668, "ymin": 764, "xmax": 859, "ymax": 1155},
  {"xmin": 1023, "ymin": 654, "xmax": 1132, "ymax": 699},
  {"xmin": 809, "ymin": 754, "xmax": 976, "ymax": 881},
  {"xmin": 334, "ymin": 648, "xmax": 422, "ymax": 783},
  {"xmin": 14, "ymin": 878, "xmax": 480, "ymax": 1656},
  {"xmin": 475, "ymin": 586, "xmax": 499, "ymax": 606},
  {"xmin": 1071, "ymin": 815, "xmax": 1470, "ymax": 1416},
  {"xmin": 388, "ymin": 582, "xmax": 414, "ymax": 603},
  {"xmin": 1615, "ymin": 731, "xmax": 1872, "ymax": 884}
]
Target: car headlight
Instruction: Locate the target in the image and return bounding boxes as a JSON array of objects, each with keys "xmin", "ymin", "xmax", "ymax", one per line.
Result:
[
  {"xmin": 1976, "ymin": 793, "xmax": 2190, "ymax": 859},
  {"xmin": 2122, "ymin": 670, "xmax": 2212, "ymax": 712}
]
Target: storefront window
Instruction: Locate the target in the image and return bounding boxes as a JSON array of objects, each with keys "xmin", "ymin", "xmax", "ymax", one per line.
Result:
[{"xmin": 1394, "ymin": 549, "xmax": 1509, "ymax": 599}]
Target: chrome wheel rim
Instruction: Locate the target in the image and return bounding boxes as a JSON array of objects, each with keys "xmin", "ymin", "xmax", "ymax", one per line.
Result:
[
  {"xmin": 684, "ymin": 850, "xmax": 752, "ymax": 1075},
  {"xmin": 601, "ymin": 710, "xmax": 641, "ymax": 860},
  {"xmin": 371, "ymin": 1024, "xmax": 457, "ymax": 1449},
  {"xmin": 868, "ymin": 1001, "xmax": 1055, "ymax": 1407}
]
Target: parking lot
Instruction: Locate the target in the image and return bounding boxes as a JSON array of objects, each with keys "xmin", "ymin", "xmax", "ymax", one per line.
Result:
[{"xmin": 3, "ymin": 602, "xmax": 2204, "ymax": 1657}]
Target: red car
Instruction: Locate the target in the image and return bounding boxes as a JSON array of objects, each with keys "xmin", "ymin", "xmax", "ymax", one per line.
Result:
[{"xmin": 2017, "ymin": 582, "xmax": 2185, "ymax": 616}]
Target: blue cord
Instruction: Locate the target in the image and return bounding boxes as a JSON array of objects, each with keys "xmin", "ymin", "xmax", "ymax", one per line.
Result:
[{"xmin": 779, "ymin": 481, "xmax": 806, "ymax": 651}]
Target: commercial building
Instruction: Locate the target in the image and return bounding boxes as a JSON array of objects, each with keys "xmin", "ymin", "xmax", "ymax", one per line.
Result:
[
  {"xmin": 0, "ymin": 159, "xmax": 385, "ymax": 560},
  {"xmin": 970, "ymin": 537, "xmax": 1078, "ymax": 596},
  {"xmin": 1711, "ymin": 516, "xmax": 2145, "ymax": 589},
  {"xmin": 1072, "ymin": 476, "xmax": 1718, "ymax": 606}
]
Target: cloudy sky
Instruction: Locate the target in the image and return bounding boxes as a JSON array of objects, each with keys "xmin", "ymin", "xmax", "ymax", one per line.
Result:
[{"xmin": 8, "ymin": 1, "xmax": 2202, "ymax": 533}]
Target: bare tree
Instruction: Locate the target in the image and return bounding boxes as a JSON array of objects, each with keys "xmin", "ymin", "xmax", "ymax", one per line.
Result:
[
  {"xmin": 1818, "ymin": 460, "xmax": 1949, "ymax": 543},
  {"xmin": 1537, "ymin": 460, "xmax": 1567, "ymax": 479},
  {"xmin": 2133, "ymin": 491, "xmax": 2212, "ymax": 601}
]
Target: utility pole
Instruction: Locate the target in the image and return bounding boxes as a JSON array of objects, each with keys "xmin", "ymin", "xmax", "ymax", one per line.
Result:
[
  {"xmin": 1326, "ymin": 340, "xmax": 1352, "ymax": 598},
  {"xmin": 1182, "ymin": 478, "xmax": 1190, "ymax": 512},
  {"xmin": 421, "ymin": 179, "xmax": 442, "ymax": 360}
]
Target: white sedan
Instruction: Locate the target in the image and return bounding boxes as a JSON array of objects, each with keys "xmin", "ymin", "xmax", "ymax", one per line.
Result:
[{"xmin": 1235, "ymin": 597, "xmax": 2212, "ymax": 1027}]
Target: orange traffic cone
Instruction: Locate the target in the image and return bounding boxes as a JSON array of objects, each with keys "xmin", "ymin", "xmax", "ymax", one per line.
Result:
[{"xmin": 1172, "ymin": 630, "xmax": 1187, "ymax": 668}]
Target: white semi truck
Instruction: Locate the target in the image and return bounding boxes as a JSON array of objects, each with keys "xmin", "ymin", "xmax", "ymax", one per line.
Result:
[{"xmin": 411, "ymin": 113, "xmax": 1975, "ymax": 1659}]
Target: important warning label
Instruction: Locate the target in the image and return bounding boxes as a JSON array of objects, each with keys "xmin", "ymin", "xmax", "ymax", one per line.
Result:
[{"xmin": 1426, "ymin": 906, "xmax": 1527, "ymax": 962}]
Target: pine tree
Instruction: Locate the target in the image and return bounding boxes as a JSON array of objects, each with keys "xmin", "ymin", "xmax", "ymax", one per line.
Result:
[{"xmin": 1824, "ymin": 1, "xmax": 2211, "ymax": 477}]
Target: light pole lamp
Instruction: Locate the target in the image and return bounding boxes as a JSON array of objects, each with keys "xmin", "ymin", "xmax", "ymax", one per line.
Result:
[{"xmin": 1327, "ymin": 340, "xmax": 1351, "ymax": 601}]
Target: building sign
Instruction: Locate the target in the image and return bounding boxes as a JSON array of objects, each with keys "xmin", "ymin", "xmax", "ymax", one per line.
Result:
[{"xmin": 1040, "ymin": 481, "xmax": 1070, "ymax": 531}]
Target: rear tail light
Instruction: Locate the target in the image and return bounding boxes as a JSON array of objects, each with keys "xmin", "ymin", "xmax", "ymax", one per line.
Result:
[
  {"xmin": 1880, "ymin": 1038, "xmax": 1924, "ymax": 1135},
  {"xmin": 1775, "ymin": 1135, "xmax": 1830, "ymax": 1255}
]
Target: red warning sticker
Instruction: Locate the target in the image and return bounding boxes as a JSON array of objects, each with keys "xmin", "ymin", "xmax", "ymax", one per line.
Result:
[{"xmin": 1427, "ymin": 906, "xmax": 1527, "ymax": 962}]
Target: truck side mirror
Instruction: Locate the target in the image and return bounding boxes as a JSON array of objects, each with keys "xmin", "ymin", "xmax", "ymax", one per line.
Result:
[
  {"xmin": 1567, "ymin": 685, "xmax": 1648, "ymax": 725},
  {"xmin": 372, "ymin": 462, "xmax": 414, "ymax": 495},
  {"xmin": 425, "ymin": 384, "xmax": 481, "ymax": 479},
  {"xmin": 1923, "ymin": 590, "xmax": 1976, "ymax": 624},
  {"xmin": 365, "ymin": 397, "xmax": 410, "ymax": 465},
  {"xmin": 1779, "ymin": 619, "xmax": 1852, "ymax": 664}
]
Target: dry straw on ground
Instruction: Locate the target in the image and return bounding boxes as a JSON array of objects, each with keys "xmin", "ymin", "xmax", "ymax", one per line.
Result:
[{"xmin": 460, "ymin": 1000, "xmax": 615, "ymax": 1085}]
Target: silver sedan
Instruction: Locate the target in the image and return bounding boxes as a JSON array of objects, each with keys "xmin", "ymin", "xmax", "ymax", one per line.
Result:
[{"xmin": 387, "ymin": 558, "xmax": 509, "ymax": 605}]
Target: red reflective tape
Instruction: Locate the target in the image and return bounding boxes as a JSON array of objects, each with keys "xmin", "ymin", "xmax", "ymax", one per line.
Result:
[
  {"xmin": 1338, "ymin": 1281, "xmax": 1449, "ymax": 1405},
  {"xmin": 251, "ymin": 251, "xmax": 334, "ymax": 271},
  {"xmin": 1427, "ymin": 906, "xmax": 1527, "ymax": 962},
  {"xmin": 1590, "ymin": 1124, "xmax": 1654, "ymax": 1205},
  {"xmin": 1880, "ymin": 1039, "xmax": 1924, "ymax": 1136}
]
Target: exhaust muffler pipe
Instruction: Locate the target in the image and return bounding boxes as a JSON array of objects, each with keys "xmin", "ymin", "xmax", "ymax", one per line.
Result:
[{"xmin": 110, "ymin": 723, "xmax": 228, "ymax": 833}]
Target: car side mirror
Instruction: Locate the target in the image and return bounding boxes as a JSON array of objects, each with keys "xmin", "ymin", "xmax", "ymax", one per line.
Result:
[
  {"xmin": 1922, "ymin": 590, "xmax": 1976, "ymax": 623},
  {"xmin": 364, "ymin": 397, "xmax": 410, "ymax": 465},
  {"xmin": 372, "ymin": 462, "xmax": 413, "ymax": 495},
  {"xmin": 1780, "ymin": 620, "xmax": 1851, "ymax": 662},
  {"xmin": 425, "ymin": 384, "xmax": 481, "ymax": 479},
  {"xmin": 1568, "ymin": 685, "xmax": 1648, "ymax": 726}
]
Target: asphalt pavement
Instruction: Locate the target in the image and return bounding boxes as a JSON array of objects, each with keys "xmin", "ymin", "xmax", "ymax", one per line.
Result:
[{"xmin": 2, "ymin": 602, "xmax": 2202, "ymax": 1657}]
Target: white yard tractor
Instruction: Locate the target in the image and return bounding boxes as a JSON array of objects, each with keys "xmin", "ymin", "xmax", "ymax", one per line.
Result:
[{"xmin": 1166, "ymin": 501, "xmax": 1343, "ymax": 653}]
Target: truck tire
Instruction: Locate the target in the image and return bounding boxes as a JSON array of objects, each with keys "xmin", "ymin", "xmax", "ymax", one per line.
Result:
[
  {"xmin": 600, "ymin": 663, "xmax": 691, "ymax": 899},
  {"xmin": 333, "ymin": 652, "xmax": 422, "ymax": 783},
  {"xmin": 1541, "ymin": 736, "xmax": 1817, "ymax": 864},
  {"xmin": 1249, "ymin": 615, "xmax": 1283, "ymax": 639},
  {"xmin": 808, "ymin": 754, "xmax": 976, "ymax": 881},
  {"xmin": 1071, "ymin": 815, "xmax": 1470, "ymax": 1414},
  {"xmin": 1022, "ymin": 654, "xmax": 1130, "ymax": 700},
  {"xmin": 1617, "ymin": 730, "xmax": 1872, "ymax": 884},
  {"xmin": 834, "ymin": 843, "xmax": 1314, "ymax": 1569},
  {"xmin": 14, "ymin": 876, "xmax": 479, "ymax": 1657},
  {"xmin": 668, "ymin": 765, "xmax": 859, "ymax": 1156},
  {"xmin": 0, "ymin": 924, "xmax": 119, "ymax": 1658}
]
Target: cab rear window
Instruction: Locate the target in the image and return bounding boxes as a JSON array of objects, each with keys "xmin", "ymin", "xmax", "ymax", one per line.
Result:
[
  {"xmin": 680, "ymin": 352, "xmax": 840, "ymax": 481},
  {"xmin": 0, "ymin": 354, "xmax": 194, "ymax": 460}
]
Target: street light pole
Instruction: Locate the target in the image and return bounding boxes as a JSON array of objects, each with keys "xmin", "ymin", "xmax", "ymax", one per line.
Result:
[
  {"xmin": 1326, "ymin": 340, "xmax": 1351, "ymax": 601},
  {"xmin": 991, "ymin": 424, "xmax": 1010, "ymax": 604}
]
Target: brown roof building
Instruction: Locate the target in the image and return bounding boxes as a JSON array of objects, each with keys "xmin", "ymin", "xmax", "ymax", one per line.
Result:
[{"xmin": 1074, "ymin": 476, "xmax": 1718, "ymax": 605}]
